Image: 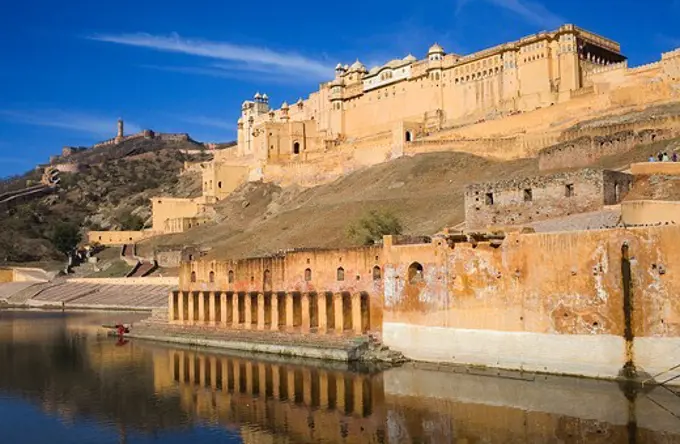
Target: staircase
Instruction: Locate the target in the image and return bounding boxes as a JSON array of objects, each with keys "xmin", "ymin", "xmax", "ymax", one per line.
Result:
[
  {"xmin": 127, "ymin": 261, "xmax": 156, "ymax": 278},
  {"xmin": 359, "ymin": 335, "xmax": 408, "ymax": 364}
]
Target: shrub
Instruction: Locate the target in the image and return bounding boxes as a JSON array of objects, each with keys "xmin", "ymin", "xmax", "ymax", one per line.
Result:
[
  {"xmin": 50, "ymin": 222, "xmax": 81, "ymax": 256},
  {"xmin": 347, "ymin": 210, "xmax": 403, "ymax": 245}
]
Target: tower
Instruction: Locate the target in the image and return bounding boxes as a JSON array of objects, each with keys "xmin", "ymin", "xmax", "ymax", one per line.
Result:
[{"xmin": 116, "ymin": 118, "xmax": 124, "ymax": 143}]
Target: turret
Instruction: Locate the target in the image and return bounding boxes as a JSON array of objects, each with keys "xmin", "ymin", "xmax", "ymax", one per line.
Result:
[{"xmin": 115, "ymin": 118, "xmax": 124, "ymax": 143}]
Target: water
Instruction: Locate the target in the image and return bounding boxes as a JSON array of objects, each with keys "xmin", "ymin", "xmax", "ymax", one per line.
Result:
[{"xmin": 1, "ymin": 311, "xmax": 680, "ymax": 444}]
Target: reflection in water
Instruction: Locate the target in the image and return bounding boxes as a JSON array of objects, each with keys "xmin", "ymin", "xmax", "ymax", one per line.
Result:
[{"xmin": 2, "ymin": 310, "xmax": 680, "ymax": 443}]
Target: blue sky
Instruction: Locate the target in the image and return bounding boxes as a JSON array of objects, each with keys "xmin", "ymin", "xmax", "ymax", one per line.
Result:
[{"xmin": 1, "ymin": 0, "xmax": 679, "ymax": 178}]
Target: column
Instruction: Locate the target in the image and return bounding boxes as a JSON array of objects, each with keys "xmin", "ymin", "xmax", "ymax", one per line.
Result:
[
  {"xmin": 334, "ymin": 293, "xmax": 344, "ymax": 334},
  {"xmin": 285, "ymin": 293, "xmax": 294, "ymax": 329},
  {"xmin": 210, "ymin": 357, "xmax": 217, "ymax": 390},
  {"xmin": 244, "ymin": 293, "xmax": 252, "ymax": 329},
  {"xmin": 257, "ymin": 293, "xmax": 265, "ymax": 330},
  {"xmin": 188, "ymin": 353, "xmax": 196, "ymax": 384},
  {"xmin": 303, "ymin": 369, "xmax": 312, "ymax": 406},
  {"xmin": 233, "ymin": 360, "xmax": 241, "ymax": 393},
  {"xmin": 246, "ymin": 362, "xmax": 253, "ymax": 394},
  {"xmin": 271, "ymin": 293, "xmax": 279, "ymax": 331},
  {"xmin": 335, "ymin": 373, "xmax": 346, "ymax": 411},
  {"xmin": 178, "ymin": 351, "xmax": 186, "ymax": 383},
  {"xmin": 319, "ymin": 371, "xmax": 329, "ymax": 408},
  {"xmin": 198, "ymin": 292, "xmax": 206, "ymax": 323},
  {"xmin": 353, "ymin": 376, "xmax": 364, "ymax": 416},
  {"xmin": 287, "ymin": 370, "xmax": 295, "ymax": 400},
  {"xmin": 209, "ymin": 292, "xmax": 217, "ymax": 325},
  {"xmin": 258, "ymin": 363, "xmax": 267, "ymax": 398},
  {"xmin": 220, "ymin": 293, "xmax": 228, "ymax": 327},
  {"xmin": 178, "ymin": 292, "xmax": 185, "ymax": 323},
  {"xmin": 352, "ymin": 293, "xmax": 362, "ymax": 334},
  {"xmin": 301, "ymin": 293, "xmax": 311, "ymax": 332},
  {"xmin": 199, "ymin": 356, "xmax": 207, "ymax": 387},
  {"xmin": 168, "ymin": 291, "xmax": 175, "ymax": 323},
  {"xmin": 232, "ymin": 293, "xmax": 240, "ymax": 328},
  {"xmin": 188, "ymin": 293, "xmax": 195, "ymax": 325},
  {"xmin": 317, "ymin": 293, "xmax": 327, "ymax": 333}
]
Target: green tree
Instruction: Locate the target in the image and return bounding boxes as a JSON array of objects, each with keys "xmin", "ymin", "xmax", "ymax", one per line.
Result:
[
  {"xmin": 50, "ymin": 222, "xmax": 81, "ymax": 256},
  {"xmin": 117, "ymin": 211, "xmax": 145, "ymax": 231},
  {"xmin": 347, "ymin": 209, "xmax": 403, "ymax": 245}
]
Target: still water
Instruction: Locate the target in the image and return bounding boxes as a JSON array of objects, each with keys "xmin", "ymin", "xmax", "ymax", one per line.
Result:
[{"xmin": 1, "ymin": 310, "xmax": 680, "ymax": 444}]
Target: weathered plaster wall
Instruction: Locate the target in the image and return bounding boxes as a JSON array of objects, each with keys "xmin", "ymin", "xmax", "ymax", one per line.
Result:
[
  {"xmin": 87, "ymin": 230, "xmax": 156, "ymax": 246},
  {"xmin": 621, "ymin": 200, "xmax": 680, "ymax": 225},
  {"xmin": 381, "ymin": 226, "xmax": 680, "ymax": 381},
  {"xmin": 464, "ymin": 169, "xmax": 632, "ymax": 229},
  {"xmin": 630, "ymin": 162, "xmax": 680, "ymax": 176}
]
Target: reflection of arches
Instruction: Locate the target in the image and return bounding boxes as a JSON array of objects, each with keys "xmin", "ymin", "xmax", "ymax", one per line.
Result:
[
  {"xmin": 263, "ymin": 269, "xmax": 272, "ymax": 292},
  {"xmin": 304, "ymin": 268, "xmax": 312, "ymax": 281},
  {"xmin": 293, "ymin": 142, "xmax": 300, "ymax": 154},
  {"xmin": 372, "ymin": 266, "xmax": 381, "ymax": 281},
  {"xmin": 190, "ymin": 271, "xmax": 197, "ymax": 283},
  {"xmin": 337, "ymin": 267, "xmax": 345, "ymax": 281},
  {"xmin": 408, "ymin": 262, "xmax": 423, "ymax": 284},
  {"xmin": 405, "ymin": 131, "xmax": 412, "ymax": 142},
  {"xmin": 209, "ymin": 271, "xmax": 215, "ymax": 283},
  {"xmin": 228, "ymin": 270, "xmax": 234, "ymax": 284}
]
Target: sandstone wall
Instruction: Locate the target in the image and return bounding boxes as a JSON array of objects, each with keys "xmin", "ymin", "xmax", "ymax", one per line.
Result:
[
  {"xmin": 381, "ymin": 226, "xmax": 680, "ymax": 381},
  {"xmin": 621, "ymin": 200, "xmax": 680, "ymax": 225},
  {"xmin": 630, "ymin": 162, "xmax": 680, "ymax": 175},
  {"xmin": 88, "ymin": 230, "xmax": 156, "ymax": 246}
]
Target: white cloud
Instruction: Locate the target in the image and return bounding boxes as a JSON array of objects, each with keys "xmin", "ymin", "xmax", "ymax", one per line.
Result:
[
  {"xmin": 458, "ymin": 0, "xmax": 564, "ymax": 29},
  {"xmin": 178, "ymin": 115, "xmax": 233, "ymax": 130},
  {"xmin": 0, "ymin": 110, "xmax": 140, "ymax": 138},
  {"xmin": 141, "ymin": 63, "xmax": 311, "ymax": 85},
  {"xmin": 91, "ymin": 32, "xmax": 332, "ymax": 81}
]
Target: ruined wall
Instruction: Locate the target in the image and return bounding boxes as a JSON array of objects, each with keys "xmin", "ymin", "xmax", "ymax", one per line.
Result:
[
  {"xmin": 621, "ymin": 200, "xmax": 680, "ymax": 225},
  {"xmin": 464, "ymin": 169, "xmax": 631, "ymax": 229},
  {"xmin": 163, "ymin": 217, "xmax": 212, "ymax": 234},
  {"xmin": 539, "ymin": 129, "xmax": 672, "ymax": 171},
  {"xmin": 87, "ymin": 230, "xmax": 156, "ymax": 246},
  {"xmin": 381, "ymin": 226, "xmax": 680, "ymax": 381}
]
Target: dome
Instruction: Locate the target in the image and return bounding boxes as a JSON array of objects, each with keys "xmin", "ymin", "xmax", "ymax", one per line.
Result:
[
  {"xmin": 350, "ymin": 59, "xmax": 366, "ymax": 71},
  {"xmin": 281, "ymin": 101, "xmax": 289, "ymax": 109},
  {"xmin": 404, "ymin": 53, "xmax": 417, "ymax": 62},
  {"xmin": 262, "ymin": 93, "xmax": 269, "ymax": 101},
  {"xmin": 428, "ymin": 43, "xmax": 445, "ymax": 54},
  {"xmin": 344, "ymin": 64, "xmax": 349, "ymax": 70},
  {"xmin": 296, "ymin": 97, "xmax": 303, "ymax": 105},
  {"xmin": 335, "ymin": 63, "xmax": 344, "ymax": 70},
  {"xmin": 330, "ymin": 78, "xmax": 344, "ymax": 87},
  {"xmin": 254, "ymin": 91, "xmax": 262, "ymax": 100}
]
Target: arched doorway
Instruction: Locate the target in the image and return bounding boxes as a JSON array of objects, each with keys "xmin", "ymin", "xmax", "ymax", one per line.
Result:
[
  {"xmin": 263, "ymin": 269, "xmax": 272, "ymax": 292},
  {"xmin": 407, "ymin": 262, "xmax": 424, "ymax": 284},
  {"xmin": 209, "ymin": 271, "xmax": 215, "ymax": 283},
  {"xmin": 293, "ymin": 142, "xmax": 300, "ymax": 154},
  {"xmin": 405, "ymin": 131, "xmax": 412, "ymax": 142},
  {"xmin": 372, "ymin": 266, "xmax": 381, "ymax": 281},
  {"xmin": 190, "ymin": 271, "xmax": 197, "ymax": 283}
]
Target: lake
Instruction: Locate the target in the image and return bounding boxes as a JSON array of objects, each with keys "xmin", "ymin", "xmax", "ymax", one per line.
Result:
[{"xmin": 0, "ymin": 310, "xmax": 679, "ymax": 443}]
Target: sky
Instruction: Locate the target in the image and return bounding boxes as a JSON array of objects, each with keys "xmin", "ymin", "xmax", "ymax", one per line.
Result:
[{"xmin": 0, "ymin": 0, "xmax": 679, "ymax": 178}]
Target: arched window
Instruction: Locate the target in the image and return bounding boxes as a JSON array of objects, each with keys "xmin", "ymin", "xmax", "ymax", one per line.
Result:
[
  {"xmin": 337, "ymin": 267, "xmax": 345, "ymax": 281},
  {"xmin": 190, "ymin": 271, "xmax": 197, "ymax": 283},
  {"xmin": 293, "ymin": 142, "xmax": 300, "ymax": 154},
  {"xmin": 263, "ymin": 269, "xmax": 272, "ymax": 291},
  {"xmin": 209, "ymin": 271, "xmax": 215, "ymax": 283},
  {"xmin": 372, "ymin": 266, "xmax": 381, "ymax": 281},
  {"xmin": 218, "ymin": 181, "xmax": 222, "ymax": 189},
  {"xmin": 405, "ymin": 131, "xmax": 412, "ymax": 142},
  {"xmin": 304, "ymin": 268, "xmax": 312, "ymax": 281},
  {"xmin": 408, "ymin": 262, "xmax": 424, "ymax": 284},
  {"xmin": 228, "ymin": 270, "xmax": 234, "ymax": 284}
]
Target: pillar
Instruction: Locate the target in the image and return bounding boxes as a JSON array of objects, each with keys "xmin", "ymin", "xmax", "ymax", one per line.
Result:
[
  {"xmin": 244, "ymin": 293, "xmax": 252, "ymax": 329},
  {"xmin": 353, "ymin": 376, "xmax": 364, "ymax": 416},
  {"xmin": 168, "ymin": 291, "xmax": 175, "ymax": 323},
  {"xmin": 285, "ymin": 293, "xmax": 294, "ymax": 329},
  {"xmin": 258, "ymin": 363, "xmax": 267, "ymax": 398},
  {"xmin": 303, "ymin": 368, "xmax": 312, "ymax": 406},
  {"xmin": 232, "ymin": 294, "xmax": 240, "ymax": 328},
  {"xmin": 233, "ymin": 360, "xmax": 241, "ymax": 393},
  {"xmin": 336, "ymin": 373, "xmax": 346, "ymax": 411},
  {"xmin": 246, "ymin": 362, "xmax": 253, "ymax": 394},
  {"xmin": 319, "ymin": 371, "xmax": 329, "ymax": 408},
  {"xmin": 334, "ymin": 293, "xmax": 344, "ymax": 333},
  {"xmin": 317, "ymin": 293, "xmax": 327, "ymax": 333},
  {"xmin": 272, "ymin": 365, "xmax": 281, "ymax": 399},
  {"xmin": 178, "ymin": 351, "xmax": 186, "ymax": 382},
  {"xmin": 199, "ymin": 356, "xmax": 207, "ymax": 387},
  {"xmin": 220, "ymin": 293, "xmax": 228, "ymax": 327},
  {"xmin": 188, "ymin": 353, "xmax": 196, "ymax": 384},
  {"xmin": 301, "ymin": 293, "xmax": 311, "ymax": 332},
  {"xmin": 178, "ymin": 292, "xmax": 185, "ymax": 323},
  {"xmin": 257, "ymin": 293, "xmax": 265, "ymax": 330},
  {"xmin": 198, "ymin": 292, "xmax": 206, "ymax": 323},
  {"xmin": 352, "ymin": 293, "xmax": 362, "ymax": 334},
  {"xmin": 287, "ymin": 369, "xmax": 295, "ymax": 400},
  {"xmin": 209, "ymin": 292, "xmax": 217, "ymax": 325},
  {"xmin": 210, "ymin": 357, "xmax": 217, "ymax": 390},
  {"xmin": 271, "ymin": 293, "xmax": 279, "ymax": 331},
  {"xmin": 188, "ymin": 293, "xmax": 196, "ymax": 325}
]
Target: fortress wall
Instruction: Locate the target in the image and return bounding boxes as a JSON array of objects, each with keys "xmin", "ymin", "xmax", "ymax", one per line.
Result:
[
  {"xmin": 382, "ymin": 225, "xmax": 680, "ymax": 381},
  {"xmin": 621, "ymin": 200, "xmax": 680, "ymax": 225},
  {"xmin": 630, "ymin": 162, "xmax": 680, "ymax": 175},
  {"xmin": 87, "ymin": 230, "xmax": 156, "ymax": 246},
  {"xmin": 539, "ymin": 128, "xmax": 675, "ymax": 171}
]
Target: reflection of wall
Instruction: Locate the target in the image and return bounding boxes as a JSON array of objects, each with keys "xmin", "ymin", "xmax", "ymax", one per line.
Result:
[{"xmin": 0, "ymin": 268, "xmax": 13, "ymax": 283}]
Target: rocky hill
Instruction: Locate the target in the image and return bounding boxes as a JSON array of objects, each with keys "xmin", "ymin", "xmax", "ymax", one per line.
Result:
[{"xmin": 0, "ymin": 143, "xmax": 208, "ymax": 264}]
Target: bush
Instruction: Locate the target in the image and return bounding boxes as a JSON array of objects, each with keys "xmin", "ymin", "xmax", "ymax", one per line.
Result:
[
  {"xmin": 50, "ymin": 222, "xmax": 81, "ymax": 256},
  {"xmin": 117, "ymin": 211, "xmax": 145, "ymax": 231},
  {"xmin": 347, "ymin": 210, "xmax": 403, "ymax": 245}
]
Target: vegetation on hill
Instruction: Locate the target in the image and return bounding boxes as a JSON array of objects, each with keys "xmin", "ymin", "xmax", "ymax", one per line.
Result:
[{"xmin": 0, "ymin": 145, "xmax": 206, "ymax": 263}]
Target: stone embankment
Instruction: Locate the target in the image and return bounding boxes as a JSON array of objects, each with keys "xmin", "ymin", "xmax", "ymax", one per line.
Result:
[{"xmin": 0, "ymin": 277, "xmax": 175, "ymax": 311}]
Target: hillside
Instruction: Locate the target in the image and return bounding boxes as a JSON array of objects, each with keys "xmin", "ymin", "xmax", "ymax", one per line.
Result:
[{"xmin": 0, "ymin": 146, "xmax": 206, "ymax": 263}]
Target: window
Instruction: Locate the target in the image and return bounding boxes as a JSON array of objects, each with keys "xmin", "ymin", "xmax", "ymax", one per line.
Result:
[
  {"xmin": 209, "ymin": 271, "xmax": 215, "ymax": 283},
  {"xmin": 485, "ymin": 192, "xmax": 494, "ymax": 205},
  {"xmin": 218, "ymin": 181, "xmax": 222, "ymax": 189},
  {"xmin": 337, "ymin": 267, "xmax": 345, "ymax": 281},
  {"xmin": 228, "ymin": 270, "xmax": 234, "ymax": 284},
  {"xmin": 524, "ymin": 188, "xmax": 533, "ymax": 202},
  {"xmin": 305, "ymin": 268, "xmax": 312, "ymax": 281},
  {"xmin": 293, "ymin": 142, "xmax": 300, "ymax": 154},
  {"xmin": 190, "ymin": 271, "xmax": 197, "ymax": 283},
  {"xmin": 565, "ymin": 184, "xmax": 574, "ymax": 197},
  {"xmin": 372, "ymin": 266, "xmax": 381, "ymax": 281},
  {"xmin": 405, "ymin": 131, "xmax": 412, "ymax": 142},
  {"xmin": 408, "ymin": 263, "xmax": 424, "ymax": 284}
]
